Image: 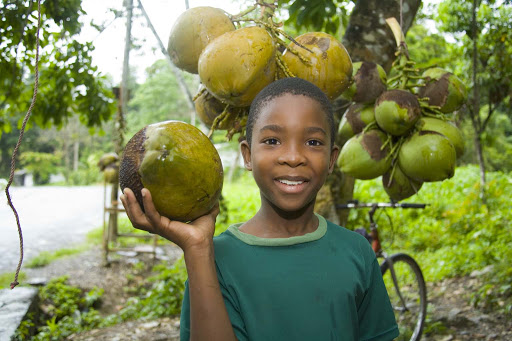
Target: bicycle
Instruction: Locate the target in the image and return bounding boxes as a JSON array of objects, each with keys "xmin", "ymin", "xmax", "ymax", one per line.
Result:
[{"xmin": 336, "ymin": 200, "xmax": 428, "ymax": 341}]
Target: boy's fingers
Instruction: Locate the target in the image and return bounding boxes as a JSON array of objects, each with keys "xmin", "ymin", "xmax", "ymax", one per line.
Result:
[{"xmin": 120, "ymin": 188, "xmax": 154, "ymax": 233}]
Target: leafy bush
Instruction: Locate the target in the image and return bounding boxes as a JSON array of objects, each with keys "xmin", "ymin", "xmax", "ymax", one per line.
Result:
[{"xmin": 15, "ymin": 276, "xmax": 105, "ymax": 340}]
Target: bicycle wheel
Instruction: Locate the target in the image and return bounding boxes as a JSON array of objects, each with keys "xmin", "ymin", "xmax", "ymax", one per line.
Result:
[{"xmin": 380, "ymin": 253, "xmax": 427, "ymax": 341}]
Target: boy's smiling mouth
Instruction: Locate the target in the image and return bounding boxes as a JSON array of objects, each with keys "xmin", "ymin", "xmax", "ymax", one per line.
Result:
[{"xmin": 275, "ymin": 176, "xmax": 309, "ymax": 192}]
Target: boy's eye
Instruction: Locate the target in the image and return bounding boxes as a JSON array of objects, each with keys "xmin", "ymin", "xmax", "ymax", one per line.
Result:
[
  {"xmin": 307, "ymin": 139, "xmax": 323, "ymax": 146},
  {"xmin": 263, "ymin": 138, "xmax": 280, "ymax": 145}
]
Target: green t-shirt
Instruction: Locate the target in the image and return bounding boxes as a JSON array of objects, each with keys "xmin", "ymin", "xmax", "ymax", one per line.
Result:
[{"xmin": 180, "ymin": 214, "xmax": 399, "ymax": 341}]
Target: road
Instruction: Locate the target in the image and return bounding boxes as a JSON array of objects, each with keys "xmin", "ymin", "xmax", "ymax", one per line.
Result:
[{"xmin": 0, "ymin": 185, "xmax": 120, "ymax": 273}]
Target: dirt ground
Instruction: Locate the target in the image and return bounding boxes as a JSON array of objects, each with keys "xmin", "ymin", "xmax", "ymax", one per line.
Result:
[{"xmin": 24, "ymin": 245, "xmax": 512, "ymax": 341}]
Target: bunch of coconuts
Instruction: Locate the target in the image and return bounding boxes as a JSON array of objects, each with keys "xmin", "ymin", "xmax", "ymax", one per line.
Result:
[
  {"xmin": 119, "ymin": 5, "xmax": 354, "ymax": 222},
  {"xmin": 167, "ymin": 6, "xmax": 353, "ymax": 139},
  {"xmin": 337, "ymin": 59, "xmax": 467, "ymax": 202}
]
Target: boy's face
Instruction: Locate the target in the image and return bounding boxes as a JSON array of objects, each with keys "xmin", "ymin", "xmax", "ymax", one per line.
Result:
[{"xmin": 240, "ymin": 94, "xmax": 340, "ymax": 214}]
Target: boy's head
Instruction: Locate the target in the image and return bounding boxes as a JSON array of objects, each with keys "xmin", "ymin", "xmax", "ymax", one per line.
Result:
[{"xmin": 246, "ymin": 77, "xmax": 336, "ymax": 147}]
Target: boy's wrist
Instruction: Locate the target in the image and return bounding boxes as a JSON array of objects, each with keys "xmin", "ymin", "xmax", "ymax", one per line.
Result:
[{"xmin": 183, "ymin": 239, "xmax": 215, "ymax": 261}]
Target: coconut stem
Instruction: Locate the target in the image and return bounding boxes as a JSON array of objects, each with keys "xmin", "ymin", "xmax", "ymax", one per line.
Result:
[
  {"xmin": 208, "ymin": 104, "xmax": 231, "ymax": 138},
  {"xmin": 192, "ymin": 87, "xmax": 207, "ymax": 102}
]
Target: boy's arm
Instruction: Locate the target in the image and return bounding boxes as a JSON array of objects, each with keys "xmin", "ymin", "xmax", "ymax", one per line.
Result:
[{"xmin": 120, "ymin": 188, "xmax": 238, "ymax": 341}]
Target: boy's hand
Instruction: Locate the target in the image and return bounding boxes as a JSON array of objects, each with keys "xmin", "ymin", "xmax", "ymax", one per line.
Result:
[{"xmin": 120, "ymin": 188, "xmax": 219, "ymax": 252}]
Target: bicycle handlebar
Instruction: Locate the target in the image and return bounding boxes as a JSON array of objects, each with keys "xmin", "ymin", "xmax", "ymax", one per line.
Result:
[{"xmin": 336, "ymin": 200, "xmax": 428, "ymax": 209}]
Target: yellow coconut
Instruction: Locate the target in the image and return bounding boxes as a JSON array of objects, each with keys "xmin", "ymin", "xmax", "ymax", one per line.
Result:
[
  {"xmin": 198, "ymin": 26, "xmax": 276, "ymax": 107},
  {"xmin": 167, "ymin": 7, "xmax": 235, "ymax": 74},
  {"xmin": 281, "ymin": 32, "xmax": 353, "ymax": 100}
]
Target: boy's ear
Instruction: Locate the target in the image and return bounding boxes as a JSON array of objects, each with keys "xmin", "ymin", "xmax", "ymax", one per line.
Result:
[
  {"xmin": 328, "ymin": 144, "xmax": 340, "ymax": 175},
  {"xmin": 240, "ymin": 140, "xmax": 252, "ymax": 171}
]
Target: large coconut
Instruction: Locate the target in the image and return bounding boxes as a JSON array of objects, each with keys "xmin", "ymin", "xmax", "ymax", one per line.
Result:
[
  {"xmin": 198, "ymin": 26, "xmax": 276, "ymax": 107},
  {"xmin": 342, "ymin": 61, "xmax": 387, "ymax": 103},
  {"xmin": 119, "ymin": 121, "xmax": 223, "ymax": 222},
  {"xmin": 167, "ymin": 7, "xmax": 235, "ymax": 74},
  {"xmin": 281, "ymin": 32, "xmax": 352, "ymax": 100},
  {"xmin": 418, "ymin": 67, "xmax": 467, "ymax": 113},
  {"xmin": 398, "ymin": 131, "xmax": 456, "ymax": 182},
  {"xmin": 337, "ymin": 129, "xmax": 392, "ymax": 180},
  {"xmin": 337, "ymin": 103, "xmax": 375, "ymax": 146},
  {"xmin": 375, "ymin": 89, "xmax": 421, "ymax": 136},
  {"xmin": 417, "ymin": 117, "xmax": 465, "ymax": 158},
  {"xmin": 382, "ymin": 166, "xmax": 422, "ymax": 202}
]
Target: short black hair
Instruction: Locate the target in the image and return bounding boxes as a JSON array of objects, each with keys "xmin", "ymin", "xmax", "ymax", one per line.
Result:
[{"xmin": 246, "ymin": 77, "xmax": 335, "ymax": 147}]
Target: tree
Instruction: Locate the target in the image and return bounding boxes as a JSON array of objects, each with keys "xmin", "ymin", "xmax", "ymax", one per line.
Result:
[
  {"xmin": 436, "ymin": 0, "xmax": 512, "ymax": 194},
  {"xmin": 126, "ymin": 59, "xmax": 199, "ymax": 138},
  {"xmin": 0, "ymin": 0, "xmax": 116, "ymax": 135}
]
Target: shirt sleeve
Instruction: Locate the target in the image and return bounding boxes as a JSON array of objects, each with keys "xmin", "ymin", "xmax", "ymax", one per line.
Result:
[
  {"xmin": 358, "ymin": 256, "xmax": 400, "ymax": 341},
  {"xmin": 179, "ymin": 272, "xmax": 249, "ymax": 341}
]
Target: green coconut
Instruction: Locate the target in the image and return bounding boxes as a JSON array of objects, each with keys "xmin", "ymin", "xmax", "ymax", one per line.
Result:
[
  {"xmin": 398, "ymin": 131, "xmax": 456, "ymax": 182},
  {"xmin": 281, "ymin": 32, "xmax": 352, "ymax": 100},
  {"xmin": 167, "ymin": 7, "xmax": 235, "ymax": 74},
  {"xmin": 417, "ymin": 117, "xmax": 465, "ymax": 158},
  {"xmin": 198, "ymin": 26, "xmax": 276, "ymax": 107},
  {"xmin": 382, "ymin": 166, "xmax": 422, "ymax": 202},
  {"xmin": 119, "ymin": 121, "xmax": 224, "ymax": 222},
  {"xmin": 337, "ymin": 103, "xmax": 375, "ymax": 146},
  {"xmin": 337, "ymin": 129, "xmax": 392, "ymax": 180},
  {"xmin": 418, "ymin": 67, "xmax": 467, "ymax": 113},
  {"xmin": 375, "ymin": 89, "xmax": 421, "ymax": 136},
  {"xmin": 342, "ymin": 61, "xmax": 387, "ymax": 103}
]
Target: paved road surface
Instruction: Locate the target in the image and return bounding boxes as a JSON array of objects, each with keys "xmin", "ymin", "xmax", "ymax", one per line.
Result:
[{"xmin": 0, "ymin": 185, "xmax": 122, "ymax": 273}]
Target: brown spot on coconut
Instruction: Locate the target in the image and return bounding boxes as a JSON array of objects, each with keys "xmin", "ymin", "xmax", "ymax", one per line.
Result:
[
  {"xmin": 337, "ymin": 103, "xmax": 375, "ymax": 146},
  {"xmin": 337, "ymin": 129, "xmax": 391, "ymax": 180},
  {"xmin": 418, "ymin": 67, "xmax": 467, "ymax": 113},
  {"xmin": 119, "ymin": 121, "xmax": 224, "ymax": 222},
  {"xmin": 343, "ymin": 61, "xmax": 387, "ymax": 103},
  {"xmin": 281, "ymin": 32, "xmax": 352, "ymax": 100},
  {"xmin": 375, "ymin": 89, "xmax": 421, "ymax": 136}
]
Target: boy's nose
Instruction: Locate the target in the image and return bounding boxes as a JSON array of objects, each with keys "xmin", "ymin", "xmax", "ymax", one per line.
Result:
[{"xmin": 277, "ymin": 144, "xmax": 306, "ymax": 167}]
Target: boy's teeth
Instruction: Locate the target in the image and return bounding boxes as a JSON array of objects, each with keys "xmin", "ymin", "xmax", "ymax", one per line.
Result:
[{"xmin": 279, "ymin": 179, "xmax": 303, "ymax": 186}]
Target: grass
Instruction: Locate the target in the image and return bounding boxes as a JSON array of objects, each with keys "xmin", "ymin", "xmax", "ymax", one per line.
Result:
[
  {"xmin": 0, "ymin": 271, "xmax": 27, "ymax": 289},
  {"xmin": 25, "ymin": 246, "xmax": 88, "ymax": 268}
]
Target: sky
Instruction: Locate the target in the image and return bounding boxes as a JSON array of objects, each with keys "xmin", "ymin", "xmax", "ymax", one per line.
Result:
[{"xmin": 79, "ymin": 0, "xmax": 244, "ymax": 84}]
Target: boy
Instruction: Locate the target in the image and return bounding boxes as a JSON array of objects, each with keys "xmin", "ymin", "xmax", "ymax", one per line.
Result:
[{"xmin": 120, "ymin": 77, "xmax": 399, "ymax": 340}]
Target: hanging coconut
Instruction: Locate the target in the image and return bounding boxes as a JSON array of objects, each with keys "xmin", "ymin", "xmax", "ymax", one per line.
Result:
[
  {"xmin": 382, "ymin": 165, "xmax": 422, "ymax": 202},
  {"xmin": 194, "ymin": 86, "xmax": 243, "ymax": 130},
  {"xmin": 342, "ymin": 61, "xmax": 387, "ymax": 103},
  {"xmin": 417, "ymin": 117, "xmax": 465, "ymax": 158},
  {"xmin": 374, "ymin": 89, "xmax": 421, "ymax": 136},
  {"xmin": 398, "ymin": 131, "xmax": 456, "ymax": 182},
  {"xmin": 418, "ymin": 67, "xmax": 467, "ymax": 113},
  {"xmin": 167, "ymin": 7, "xmax": 235, "ymax": 74},
  {"xmin": 337, "ymin": 103, "xmax": 375, "ymax": 146},
  {"xmin": 337, "ymin": 129, "xmax": 392, "ymax": 180},
  {"xmin": 281, "ymin": 32, "xmax": 352, "ymax": 100},
  {"xmin": 198, "ymin": 26, "xmax": 276, "ymax": 107},
  {"xmin": 119, "ymin": 121, "xmax": 224, "ymax": 222}
]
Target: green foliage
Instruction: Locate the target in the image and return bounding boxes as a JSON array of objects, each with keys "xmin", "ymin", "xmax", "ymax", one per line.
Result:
[
  {"xmin": 277, "ymin": 0, "xmax": 353, "ymax": 37},
  {"xmin": 117, "ymin": 257, "xmax": 188, "ymax": 321},
  {"xmin": 350, "ymin": 165, "xmax": 512, "ymax": 315},
  {"xmin": 25, "ymin": 246, "xmax": 87, "ymax": 268},
  {"xmin": 0, "ymin": 0, "xmax": 116, "ymax": 135},
  {"xmin": 19, "ymin": 151, "xmax": 61, "ymax": 185},
  {"xmin": 14, "ymin": 276, "xmax": 105, "ymax": 341}
]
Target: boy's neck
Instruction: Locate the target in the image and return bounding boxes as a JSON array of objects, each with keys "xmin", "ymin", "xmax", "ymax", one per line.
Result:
[{"xmin": 239, "ymin": 201, "xmax": 318, "ymax": 238}]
